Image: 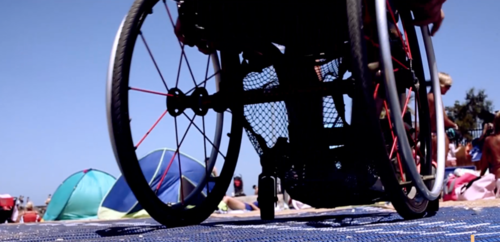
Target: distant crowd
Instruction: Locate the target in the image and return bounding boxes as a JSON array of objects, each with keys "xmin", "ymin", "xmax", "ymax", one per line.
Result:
[{"xmin": 0, "ymin": 194, "xmax": 51, "ymax": 223}]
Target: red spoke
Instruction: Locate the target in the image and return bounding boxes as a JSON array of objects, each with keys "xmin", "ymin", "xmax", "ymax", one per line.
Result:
[
  {"xmin": 156, "ymin": 151, "xmax": 178, "ymax": 192},
  {"xmin": 384, "ymin": 101, "xmax": 405, "ymax": 181},
  {"xmin": 374, "ymin": 83, "xmax": 404, "ymax": 181},
  {"xmin": 130, "ymin": 87, "xmax": 173, "ymax": 96},
  {"xmin": 364, "ymin": 36, "xmax": 408, "ymax": 70},
  {"xmin": 401, "ymin": 14, "xmax": 414, "ymax": 60},
  {"xmin": 388, "ymin": 87, "xmax": 413, "ymax": 156},
  {"xmin": 135, "ymin": 110, "xmax": 168, "ymax": 148},
  {"xmin": 139, "ymin": 32, "xmax": 170, "ymax": 91},
  {"xmin": 370, "ymin": 8, "xmax": 419, "ymax": 181},
  {"xmin": 401, "ymin": 88, "xmax": 413, "ymax": 118},
  {"xmin": 387, "ymin": 87, "xmax": 414, "ymax": 181},
  {"xmin": 386, "ymin": 102, "xmax": 396, "ymax": 157},
  {"xmin": 386, "ymin": 0, "xmax": 411, "ymax": 59},
  {"xmin": 373, "ymin": 83, "xmax": 381, "ymax": 99},
  {"xmin": 155, "ymin": 114, "xmax": 197, "ymax": 199},
  {"xmin": 404, "ymin": 30, "xmax": 413, "ymax": 60},
  {"xmin": 130, "ymin": 69, "xmax": 221, "ymax": 136}
]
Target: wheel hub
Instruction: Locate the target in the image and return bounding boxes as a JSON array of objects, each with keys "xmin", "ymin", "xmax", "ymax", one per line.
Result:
[
  {"xmin": 167, "ymin": 88, "xmax": 186, "ymax": 117},
  {"xmin": 167, "ymin": 87, "xmax": 213, "ymax": 117}
]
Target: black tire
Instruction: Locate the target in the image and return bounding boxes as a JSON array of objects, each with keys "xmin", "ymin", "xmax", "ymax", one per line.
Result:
[
  {"xmin": 399, "ymin": 9, "xmax": 440, "ymax": 214},
  {"xmin": 426, "ymin": 166, "xmax": 440, "ymax": 213},
  {"xmin": 108, "ymin": 0, "xmax": 243, "ymax": 226},
  {"xmin": 346, "ymin": 0, "xmax": 436, "ymax": 219}
]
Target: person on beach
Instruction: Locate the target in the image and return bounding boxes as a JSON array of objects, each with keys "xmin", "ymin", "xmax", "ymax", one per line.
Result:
[
  {"xmin": 478, "ymin": 112, "xmax": 500, "ymax": 179},
  {"xmin": 220, "ymin": 196, "xmax": 259, "ymax": 212},
  {"xmin": 427, "ymin": 72, "xmax": 458, "ymax": 166},
  {"xmin": 17, "ymin": 202, "xmax": 41, "ymax": 223}
]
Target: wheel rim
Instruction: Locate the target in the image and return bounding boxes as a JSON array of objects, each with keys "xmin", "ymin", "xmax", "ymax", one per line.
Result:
[{"xmin": 373, "ymin": 0, "xmax": 444, "ymax": 201}]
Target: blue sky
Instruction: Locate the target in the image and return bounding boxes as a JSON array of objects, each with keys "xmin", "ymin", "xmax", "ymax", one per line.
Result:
[{"xmin": 1, "ymin": 0, "xmax": 499, "ymax": 206}]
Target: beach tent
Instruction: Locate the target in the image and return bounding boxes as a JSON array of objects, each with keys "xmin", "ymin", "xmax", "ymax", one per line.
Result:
[
  {"xmin": 42, "ymin": 169, "xmax": 116, "ymax": 221},
  {"xmin": 98, "ymin": 148, "xmax": 214, "ymax": 220}
]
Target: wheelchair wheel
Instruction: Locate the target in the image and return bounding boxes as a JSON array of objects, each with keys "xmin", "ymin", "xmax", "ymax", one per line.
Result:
[
  {"xmin": 346, "ymin": 0, "xmax": 445, "ymax": 219},
  {"xmin": 107, "ymin": 0, "xmax": 243, "ymax": 226}
]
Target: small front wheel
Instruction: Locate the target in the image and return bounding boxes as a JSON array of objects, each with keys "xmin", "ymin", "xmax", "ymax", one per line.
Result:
[{"xmin": 258, "ymin": 174, "xmax": 276, "ymax": 220}]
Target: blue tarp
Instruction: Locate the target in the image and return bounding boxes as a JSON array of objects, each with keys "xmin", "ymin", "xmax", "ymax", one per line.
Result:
[{"xmin": 98, "ymin": 148, "xmax": 214, "ymax": 220}]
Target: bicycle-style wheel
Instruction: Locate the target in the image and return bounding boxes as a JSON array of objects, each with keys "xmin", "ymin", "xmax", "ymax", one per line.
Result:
[
  {"xmin": 346, "ymin": 0, "xmax": 445, "ymax": 219},
  {"xmin": 106, "ymin": 0, "xmax": 243, "ymax": 226}
]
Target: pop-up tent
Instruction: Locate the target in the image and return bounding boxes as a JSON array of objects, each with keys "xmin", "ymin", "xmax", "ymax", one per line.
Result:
[
  {"xmin": 43, "ymin": 169, "xmax": 116, "ymax": 221},
  {"xmin": 98, "ymin": 148, "xmax": 214, "ymax": 220}
]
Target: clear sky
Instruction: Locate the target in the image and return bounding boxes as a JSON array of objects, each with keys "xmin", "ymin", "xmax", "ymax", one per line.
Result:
[{"xmin": 1, "ymin": 0, "xmax": 499, "ymax": 206}]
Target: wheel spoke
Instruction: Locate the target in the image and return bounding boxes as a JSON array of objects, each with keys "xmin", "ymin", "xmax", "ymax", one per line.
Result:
[
  {"xmin": 364, "ymin": 36, "xmax": 409, "ymax": 70},
  {"xmin": 185, "ymin": 71, "xmax": 221, "ymax": 95},
  {"xmin": 203, "ymin": 56, "xmax": 211, "ymax": 88},
  {"xmin": 174, "ymin": 117, "xmax": 185, "ymax": 205},
  {"xmin": 175, "ymin": 51, "xmax": 184, "ymax": 88},
  {"xmin": 373, "ymin": 83, "xmax": 381, "ymax": 99},
  {"xmin": 384, "ymin": 101, "xmax": 405, "ymax": 182},
  {"xmin": 387, "ymin": 87, "xmax": 413, "ymax": 156},
  {"xmin": 154, "ymin": 114, "xmax": 198, "ymax": 201},
  {"xmin": 414, "ymin": 93, "xmax": 426, "ymax": 161},
  {"xmin": 202, "ymin": 55, "xmax": 210, "ymax": 194},
  {"xmin": 156, "ymin": 151, "xmax": 178, "ymax": 193},
  {"xmin": 135, "ymin": 110, "xmax": 168, "ymax": 148},
  {"xmin": 162, "ymin": 0, "xmax": 176, "ymax": 28},
  {"xmin": 130, "ymin": 87, "xmax": 172, "ymax": 96},
  {"xmin": 183, "ymin": 56, "xmax": 203, "ymax": 87},
  {"xmin": 202, "ymin": 115, "xmax": 210, "ymax": 193},
  {"xmin": 139, "ymin": 32, "xmax": 170, "ymax": 91},
  {"xmin": 386, "ymin": 0, "xmax": 411, "ymax": 59},
  {"xmin": 403, "ymin": 29, "xmax": 413, "ymax": 59},
  {"xmin": 386, "ymin": 87, "xmax": 414, "ymax": 182},
  {"xmin": 162, "ymin": 1, "xmax": 198, "ymax": 87},
  {"xmin": 182, "ymin": 113, "xmax": 226, "ymax": 159},
  {"xmin": 371, "ymin": 7, "xmax": 427, "ymax": 187},
  {"xmin": 414, "ymin": 97, "xmax": 418, "ymax": 161}
]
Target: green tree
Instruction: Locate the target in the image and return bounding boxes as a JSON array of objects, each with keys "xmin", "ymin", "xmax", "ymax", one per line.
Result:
[{"xmin": 445, "ymin": 88, "xmax": 493, "ymax": 141}]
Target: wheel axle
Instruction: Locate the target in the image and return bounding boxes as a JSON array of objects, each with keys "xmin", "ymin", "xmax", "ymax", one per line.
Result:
[{"xmin": 166, "ymin": 79, "xmax": 356, "ymax": 117}]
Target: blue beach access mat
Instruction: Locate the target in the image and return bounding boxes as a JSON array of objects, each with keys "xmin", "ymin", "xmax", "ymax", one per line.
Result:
[{"xmin": 1, "ymin": 206, "xmax": 500, "ymax": 241}]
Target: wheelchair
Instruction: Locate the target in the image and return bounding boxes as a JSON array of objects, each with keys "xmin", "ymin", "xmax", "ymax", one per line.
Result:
[{"xmin": 106, "ymin": 0, "xmax": 447, "ymax": 227}]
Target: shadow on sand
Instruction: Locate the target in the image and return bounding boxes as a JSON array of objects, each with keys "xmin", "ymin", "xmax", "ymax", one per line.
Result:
[{"xmin": 95, "ymin": 208, "xmax": 410, "ymax": 237}]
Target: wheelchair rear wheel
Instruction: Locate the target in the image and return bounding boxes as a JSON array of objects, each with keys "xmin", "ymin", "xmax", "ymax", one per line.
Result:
[
  {"xmin": 346, "ymin": 0, "xmax": 445, "ymax": 219},
  {"xmin": 106, "ymin": 0, "xmax": 244, "ymax": 227}
]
